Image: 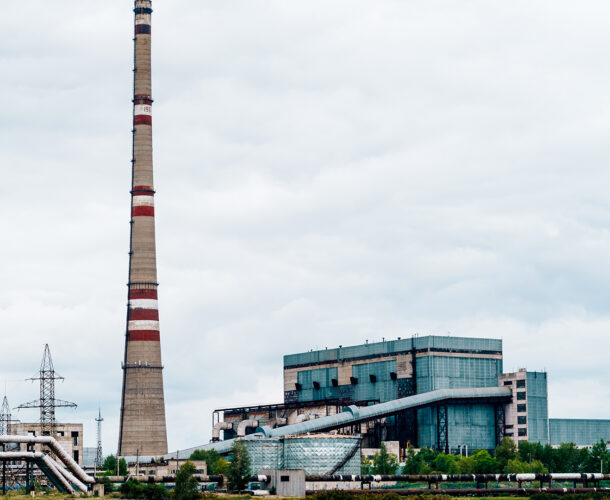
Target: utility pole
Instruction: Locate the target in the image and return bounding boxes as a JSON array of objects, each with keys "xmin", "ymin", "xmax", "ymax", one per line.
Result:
[{"xmin": 17, "ymin": 345, "xmax": 77, "ymax": 437}]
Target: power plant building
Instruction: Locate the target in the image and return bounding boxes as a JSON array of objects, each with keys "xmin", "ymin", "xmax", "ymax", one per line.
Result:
[{"xmin": 213, "ymin": 335, "xmax": 610, "ymax": 457}]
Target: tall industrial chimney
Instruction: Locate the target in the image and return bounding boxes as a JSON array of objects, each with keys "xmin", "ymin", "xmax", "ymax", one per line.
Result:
[{"xmin": 118, "ymin": 0, "xmax": 168, "ymax": 457}]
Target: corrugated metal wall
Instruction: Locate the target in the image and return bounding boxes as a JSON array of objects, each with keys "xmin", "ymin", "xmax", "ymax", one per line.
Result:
[
  {"xmin": 416, "ymin": 356, "xmax": 502, "ymax": 392},
  {"xmin": 297, "ymin": 367, "xmax": 338, "ymax": 402},
  {"xmin": 352, "ymin": 360, "xmax": 397, "ymax": 402},
  {"xmin": 549, "ymin": 419, "xmax": 610, "ymax": 446},
  {"xmin": 526, "ymin": 372, "xmax": 549, "ymax": 444},
  {"xmin": 417, "ymin": 404, "xmax": 497, "ymax": 451}
]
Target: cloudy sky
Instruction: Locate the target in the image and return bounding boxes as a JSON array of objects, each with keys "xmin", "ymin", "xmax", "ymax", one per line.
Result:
[{"xmin": 2, "ymin": 0, "xmax": 610, "ymax": 452}]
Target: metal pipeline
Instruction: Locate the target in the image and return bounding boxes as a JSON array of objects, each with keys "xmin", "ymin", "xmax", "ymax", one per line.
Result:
[
  {"xmin": 295, "ymin": 413, "xmax": 316, "ymax": 424},
  {"xmin": 0, "ymin": 435, "xmax": 95, "ymax": 484},
  {"xmin": 305, "ymin": 488, "xmax": 610, "ymax": 497},
  {"xmin": 100, "ymin": 474, "xmax": 224, "ymax": 484},
  {"xmin": 0, "ymin": 451, "xmax": 75, "ymax": 494},
  {"xmin": 237, "ymin": 419, "xmax": 259, "ymax": 437},
  {"xmin": 212, "ymin": 422, "xmax": 233, "ymax": 441},
  {"xmin": 305, "ymin": 473, "xmax": 610, "ymax": 482}
]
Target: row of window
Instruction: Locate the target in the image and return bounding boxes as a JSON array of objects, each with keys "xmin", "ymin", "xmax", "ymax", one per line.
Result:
[
  {"xmin": 295, "ymin": 372, "xmax": 398, "ymax": 391},
  {"xmin": 503, "ymin": 379, "xmax": 526, "ymax": 388}
]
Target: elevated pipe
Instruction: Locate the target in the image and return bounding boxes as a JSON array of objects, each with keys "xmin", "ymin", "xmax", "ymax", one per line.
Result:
[
  {"xmin": 0, "ymin": 435, "xmax": 94, "ymax": 484},
  {"xmin": 100, "ymin": 474, "xmax": 224, "ymax": 484},
  {"xmin": 305, "ymin": 473, "xmax": 609, "ymax": 482},
  {"xmin": 237, "ymin": 419, "xmax": 258, "ymax": 437},
  {"xmin": 212, "ymin": 422, "xmax": 233, "ymax": 441},
  {"xmin": 295, "ymin": 413, "xmax": 316, "ymax": 424},
  {"xmin": 0, "ymin": 452, "xmax": 74, "ymax": 494},
  {"xmin": 164, "ymin": 387, "xmax": 514, "ymax": 458}
]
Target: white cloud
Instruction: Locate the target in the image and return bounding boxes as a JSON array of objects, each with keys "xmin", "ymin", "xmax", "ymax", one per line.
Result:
[{"xmin": 1, "ymin": 0, "xmax": 609, "ymax": 452}]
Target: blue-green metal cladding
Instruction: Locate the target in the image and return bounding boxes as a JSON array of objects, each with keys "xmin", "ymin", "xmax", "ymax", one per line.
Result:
[
  {"xmin": 297, "ymin": 367, "xmax": 338, "ymax": 402},
  {"xmin": 526, "ymin": 372, "xmax": 549, "ymax": 444},
  {"xmin": 549, "ymin": 419, "xmax": 610, "ymax": 446},
  {"xmin": 416, "ymin": 356, "xmax": 503, "ymax": 392},
  {"xmin": 417, "ymin": 404, "xmax": 497, "ymax": 451},
  {"xmin": 352, "ymin": 360, "xmax": 397, "ymax": 402},
  {"xmin": 283, "ymin": 336, "xmax": 503, "ymax": 368}
]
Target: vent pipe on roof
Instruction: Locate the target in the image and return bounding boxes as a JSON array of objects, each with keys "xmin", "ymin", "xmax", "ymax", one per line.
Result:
[
  {"xmin": 212, "ymin": 422, "xmax": 233, "ymax": 441},
  {"xmin": 237, "ymin": 419, "xmax": 259, "ymax": 437}
]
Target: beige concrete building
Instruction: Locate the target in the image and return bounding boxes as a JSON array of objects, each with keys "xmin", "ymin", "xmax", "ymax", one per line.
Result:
[{"xmin": 11, "ymin": 422, "xmax": 83, "ymax": 465}]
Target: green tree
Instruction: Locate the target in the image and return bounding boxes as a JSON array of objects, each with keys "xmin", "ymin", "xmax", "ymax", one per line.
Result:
[
  {"xmin": 174, "ymin": 461, "xmax": 199, "ymax": 500},
  {"xmin": 361, "ymin": 456, "xmax": 372, "ymax": 474},
  {"xmin": 472, "ymin": 450, "xmax": 499, "ymax": 474},
  {"xmin": 495, "ymin": 437, "xmax": 517, "ymax": 471},
  {"xmin": 227, "ymin": 440, "xmax": 251, "ymax": 491},
  {"xmin": 453, "ymin": 456, "xmax": 475, "ymax": 474},
  {"xmin": 371, "ymin": 443, "xmax": 399, "ymax": 474},
  {"xmin": 402, "ymin": 447, "xmax": 421, "ymax": 474},
  {"xmin": 189, "ymin": 449, "xmax": 228, "ymax": 475},
  {"xmin": 585, "ymin": 439, "xmax": 610, "ymax": 473},
  {"xmin": 432, "ymin": 453, "xmax": 458, "ymax": 473},
  {"xmin": 102, "ymin": 455, "xmax": 116, "ymax": 474},
  {"xmin": 102, "ymin": 455, "xmax": 128, "ymax": 476},
  {"xmin": 506, "ymin": 458, "xmax": 530, "ymax": 473}
]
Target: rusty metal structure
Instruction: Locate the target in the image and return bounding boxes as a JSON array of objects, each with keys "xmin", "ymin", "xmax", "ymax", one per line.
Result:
[
  {"xmin": 17, "ymin": 345, "xmax": 77, "ymax": 437},
  {"xmin": 118, "ymin": 0, "xmax": 168, "ymax": 457}
]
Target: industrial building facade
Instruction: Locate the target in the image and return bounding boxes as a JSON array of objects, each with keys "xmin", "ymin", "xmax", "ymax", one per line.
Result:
[
  {"xmin": 214, "ymin": 336, "xmax": 610, "ymax": 455},
  {"xmin": 11, "ymin": 423, "xmax": 84, "ymax": 465}
]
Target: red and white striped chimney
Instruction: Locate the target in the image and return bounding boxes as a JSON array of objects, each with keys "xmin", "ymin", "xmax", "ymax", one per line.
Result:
[{"xmin": 118, "ymin": 0, "xmax": 168, "ymax": 457}]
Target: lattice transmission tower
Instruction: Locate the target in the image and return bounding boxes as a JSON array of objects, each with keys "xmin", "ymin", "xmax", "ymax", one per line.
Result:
[
  {"xmin": 17, "ymin": 344, "xmax": 77, "ymax": 436},
  {"xmin": 0, "ymin": 396, "xmax": 11, "ymax": 435},
  {"xmin": 95, "ymin": 408, "xmax": 104, "ymax": 469}
]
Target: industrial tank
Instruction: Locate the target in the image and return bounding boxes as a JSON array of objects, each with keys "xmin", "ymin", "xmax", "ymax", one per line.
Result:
[
  {"xmin": 244, "ymin": 438, "xmax": 284, "ymax": 472},
  {"xmin": 282, "ymin": 435, "xmax": 361, "ymax": 475}
]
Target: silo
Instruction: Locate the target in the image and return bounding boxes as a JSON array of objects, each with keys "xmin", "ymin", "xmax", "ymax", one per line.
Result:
[{"xmin": 283, "ymin": 435, "xmax": 361, "ymax": 475}]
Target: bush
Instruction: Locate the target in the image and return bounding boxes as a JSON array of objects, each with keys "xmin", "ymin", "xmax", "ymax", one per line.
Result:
[{"xmin": 119, "ymin": 479, "xmax": 169, "ymax": 500}]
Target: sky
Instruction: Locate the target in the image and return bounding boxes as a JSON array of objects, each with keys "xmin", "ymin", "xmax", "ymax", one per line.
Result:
[{"xmin": 1, "ymin": 0, "xmax": 610, "ymax": 453}]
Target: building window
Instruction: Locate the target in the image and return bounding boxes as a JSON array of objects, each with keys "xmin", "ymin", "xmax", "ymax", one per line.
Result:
[
  {"xmin": 27, "ymin": 431, "xmax": 36, "ymax": 437},
  {"xmin": 390, "ymin": 372, "xmax": 397, "ymax": 381},
  {"xmin": 516, "ymin": 391, "xmax": 526, "ymax": 400},
  {"xmin": 518, "ymin": 416, "xmax": 527, "ymax": 425},
  {"xmin": 281, "ymin": 476, "xmax": 290, "ymax": 482},
  {"xmin": 518, "ymin": 428, "xmax": 527, "ymax": 437},
  {"xmin": 73, "ymin": 450, "xmax": 79, "ymax": 463},
  {"xmin": 71, "ymin": 431, "xmax": 79, "ymax": 446},
  {"xmin": 313, "ymin": 381, "xmax": 320, "ymax": 390},
  {"xmin": 57, "ymin": 431, "xmax": 64, "ymax": 437},
  {"xmin": 516, "ymin": 380, "xmax": 526, "ymax": 388},
  {"xmin": 295, "ymin": 383, "xmax": 302, "ymax": 391},
  {"xmin": 350, "ymin": 376, "xmax": 358, "ymax": 385},
  {"xmin": 517, "ymin": 404, "xmax": 527, "ymax": 413},
  {"xmin": 503, "ymin": 381, "xmax": 513, "ymax": 385},
  {"xmin": 331, "ymin": 378, "xmax": 338, "ymax": 387},
  {"xmin": 369, "ymin": 374, "xmax": 377, "ymax": 383}
]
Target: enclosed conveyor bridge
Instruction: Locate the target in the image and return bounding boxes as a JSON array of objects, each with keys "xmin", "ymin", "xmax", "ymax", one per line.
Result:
[{"xmin": 165, "ymin": 386, "xmax": 512, "ymax": 458}]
